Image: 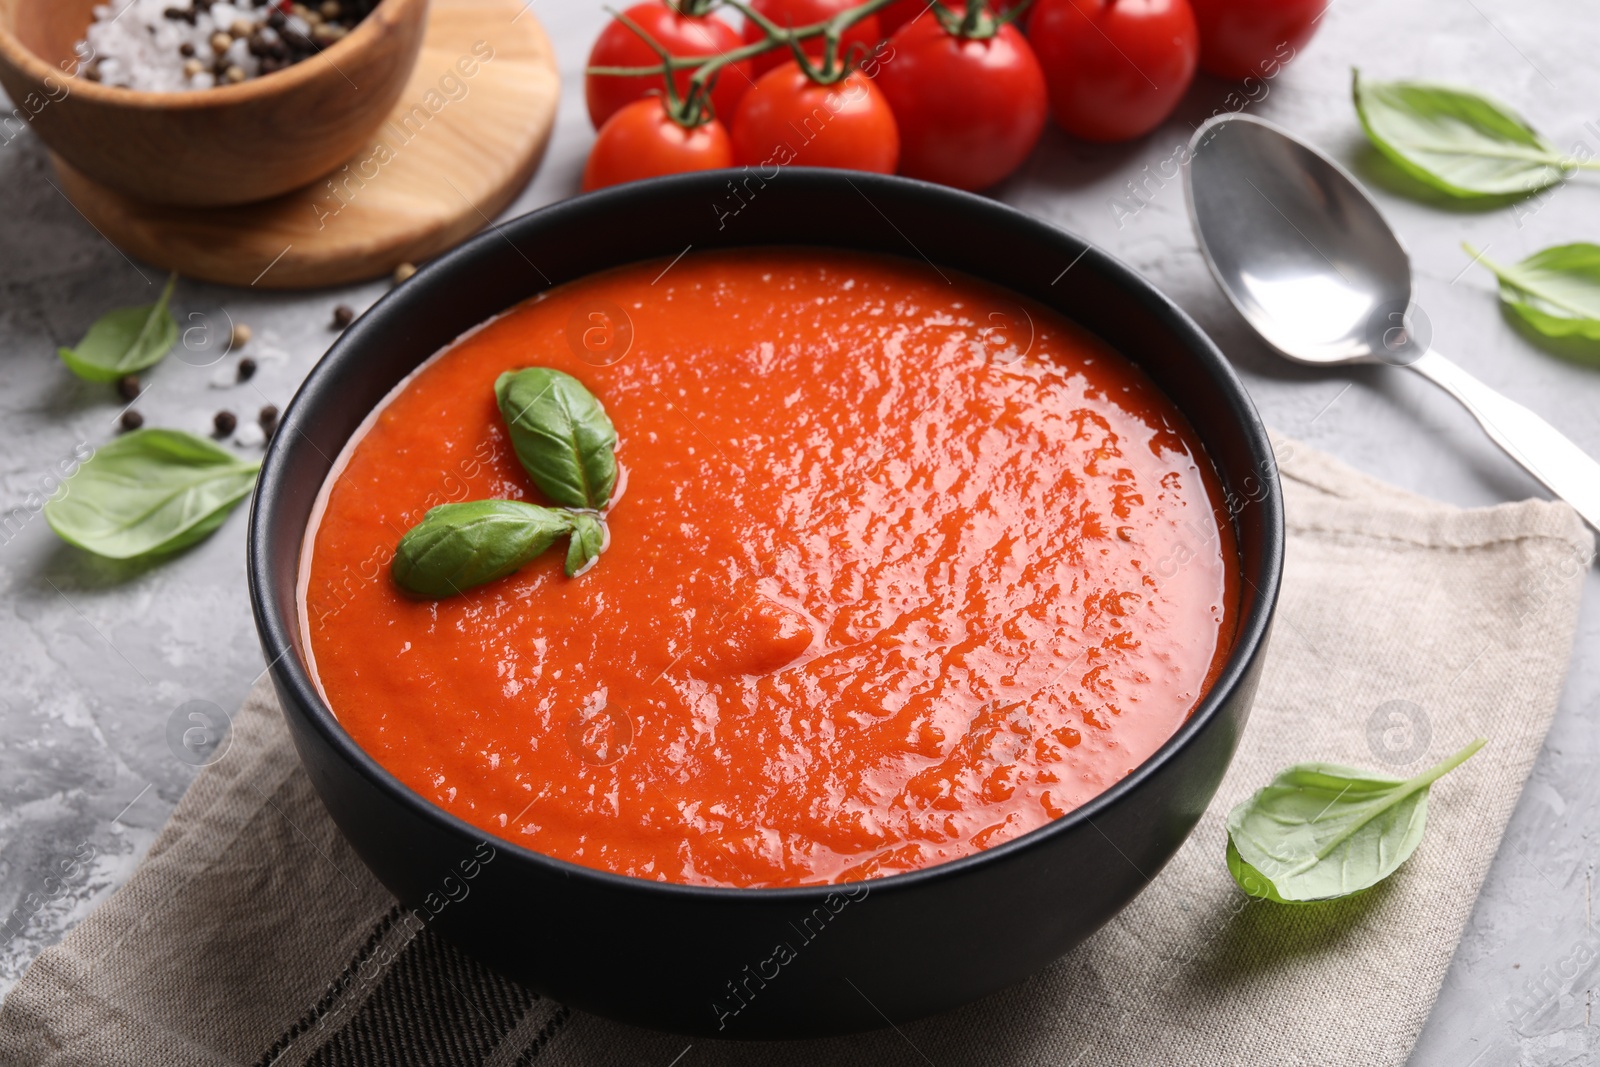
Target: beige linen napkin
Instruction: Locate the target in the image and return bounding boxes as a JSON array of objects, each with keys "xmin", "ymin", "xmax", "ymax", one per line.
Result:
[{"xmin": 1, "ymin": 436, "xmax": 1591, "ymax": 1067}]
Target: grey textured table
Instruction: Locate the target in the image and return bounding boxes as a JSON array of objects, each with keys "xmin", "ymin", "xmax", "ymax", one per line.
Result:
[{"xmin": 2, "ymin": 1, "xmax": 1596, "ymax": 1062}]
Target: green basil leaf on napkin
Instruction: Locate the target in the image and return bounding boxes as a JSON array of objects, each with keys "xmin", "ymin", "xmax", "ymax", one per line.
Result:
[
  {"xmin": 1352, "ymin": 71, "xmax": 1570, "ymax": 198},
  {"xmin": 392, "ymin": 499, "xmax": 576, "ymax": 598},
  {"xmin": 44, "ymin": 428, "xmax": 259, "ymax": 559},
  {"xmin": 58, "ymin": 273, "xmax": 180, "ymax": 382},
  {"xmin": 494, "ymin": 368, "xmax": 617, "ymax": 510},
  {"xmin": 1226, "ymin": 738, "xmax": 1485, "ymax": 904},
  {"xmin": 1465, "ymin": 242, "xmax": 1600, "ymax": 342},
  {"xmin": 564, "ymin": 512, "xmax": 606, "ymax": 578}
]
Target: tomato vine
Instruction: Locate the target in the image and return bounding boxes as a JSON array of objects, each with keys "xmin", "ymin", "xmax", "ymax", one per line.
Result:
[{"xmin": 589, "ymin": 0, "xmax": 1028, "ymax": 127}]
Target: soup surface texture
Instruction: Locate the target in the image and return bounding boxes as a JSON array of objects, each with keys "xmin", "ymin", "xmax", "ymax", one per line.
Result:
[{"xmin": 303, "ymin": 248, "xmax": 1238, "ymax": 888}]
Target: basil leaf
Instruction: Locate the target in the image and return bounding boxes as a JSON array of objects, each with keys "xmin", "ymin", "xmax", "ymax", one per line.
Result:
[
  {"xmin": 58, "ymin": 273, "xmax": 180, "ymax": 382},
  {"xmin": 1466, "ymin": 241, "xmax": 1600, "ymax": 342},
  {"xmin": 495, "ymin": 368, "xmax": 618, "ymax": 510},
  {"xmin": 564, "ymin": 512, "xmax": 606, "ymax": 577},
  {"xmin": 392, "ymin": 499, "xmax": 574, "ymax": 598},
  {"xmin": 1352, "ymin": 71, "xmax": 1567, "ymax": 199},
  {"xmin": 1225, "ymin": 838, "xmax": 1293, "ymax": 904},
  {"xmin": 1226, "ymin": 738, "xmax": 1485, "ymax": 904},
  {"xmin": 44, "ymin": 428, "xmax": 259, "ymax": 559}
]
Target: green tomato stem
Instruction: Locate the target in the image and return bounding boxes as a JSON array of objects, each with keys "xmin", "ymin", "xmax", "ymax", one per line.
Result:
[
  {"xmin": 933, "ymin": 0, "xmax": 1036, "ymax": 40},
  {"xmin": 592, "ymin": 0, "xmax": 905, "ymax": 125}
]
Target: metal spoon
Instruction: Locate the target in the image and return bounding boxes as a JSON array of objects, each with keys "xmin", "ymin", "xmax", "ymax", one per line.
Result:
[{"xmin": 1184, "ymin": 113, "xmax": 1600, "ymax": 531}]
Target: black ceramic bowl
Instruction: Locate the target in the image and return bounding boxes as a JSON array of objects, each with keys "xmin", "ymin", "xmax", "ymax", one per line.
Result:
[{"xmin": 248, "ymin": 169, "xmax": 1283, "ymax": 1040}]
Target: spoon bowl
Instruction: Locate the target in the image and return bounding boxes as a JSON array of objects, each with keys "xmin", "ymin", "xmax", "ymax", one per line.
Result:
[{"xmin": 1185, "ymin": 114, "xmax": 1425, "ymax": 365}]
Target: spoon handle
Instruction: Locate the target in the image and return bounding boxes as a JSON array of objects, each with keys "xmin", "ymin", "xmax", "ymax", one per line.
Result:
[{"xmin": 1409, "ymin": 351, "xmax": 1600, "ymax": 531}]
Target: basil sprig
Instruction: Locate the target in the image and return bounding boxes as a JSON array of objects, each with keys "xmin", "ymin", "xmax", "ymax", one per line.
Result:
[
  {"xmin": 58, "ymin": 273, "xmax": 179, "ymax": 382},
  {"xmin": 1225, "ymin": 738, "xmax": 1484, "ymax": 904},
  {"xmin": 1465, "ymin": 242, "xmax": 1600, "ymax": 344},
  {"xmin": 45, "ymin": 429, "xmax": 259, "ymax": 559},
  {"xmin": 392, "ymin": 500, "xmax": 581, "ymax": 597},
  {"xmin": 495, "ymin": 368, "xmax": 618, "ymax": 510},
  {"xmin": 391, "ymin": 368, "xmax": 618, "ymax": 597},
  {"xmin": 1351, "ymin": 71, "xmax": 1593, "ymax": 200}
]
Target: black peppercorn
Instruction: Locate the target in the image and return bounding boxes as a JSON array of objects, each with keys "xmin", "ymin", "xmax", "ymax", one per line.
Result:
[
  {"xmin": 214, "ymin": 410, "xmax": 238, "ymax": 437},
  {"xmin": 237, "ymin": 357, "xmax": 257, "ymax": 382},
  {"xmin": 120, "ymin": 409, "xmax": 144, "ymax": 432},
  {"xmin": 117, "ymin": 374, "xmax": 141, "ymax": 400},
  {"xmin": 259, "ymin": 404, "xmax": 280, "ymax": 437},
  {"xmin": 332, "ymin": 304, "xmax": 354, "ymax": 329}
]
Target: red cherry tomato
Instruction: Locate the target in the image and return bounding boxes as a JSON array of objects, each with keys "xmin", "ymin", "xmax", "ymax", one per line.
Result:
[
  {"xmin": 585, "ymin": 2, "xmax": 754, "ymax": 130},
  {"xmin": 878, "ymin": 0, "xmax": 930, "ymax": 36},
  {"xmin": 583, "ymin": 98, "xmax": 734, "ymax": 191},
  {"xmin": 875, "ymin": 15, "xmax": 1046, "ymax": 190},
  {"xmin": 730, "ymin": 60, "xmax": 899, "ymax": 172},
  {"xmin": 1029, "ymin": 0, "xmax": 1199, "ymax": 143},
  {"xmin": 741, "ymin": 0, "xmax": 882, "ymax": 78},
  {"xmin": 1188, "ymin": 0, "xmax": 1326, "ymax": 80}
]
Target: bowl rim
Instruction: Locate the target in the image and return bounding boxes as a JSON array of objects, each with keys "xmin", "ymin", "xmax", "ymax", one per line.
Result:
[
  {"xmin": 248, "ymin": 168, "xmax": 1285, "ymax": 904},
  {"xmin": 0, "ymin": 0, "xmax": 422, "ymax": 108}
]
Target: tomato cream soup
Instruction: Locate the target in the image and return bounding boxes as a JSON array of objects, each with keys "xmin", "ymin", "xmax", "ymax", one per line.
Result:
[{"xmin": 302, "ymin": 248, "xmax": 1238, "ymax": 888}]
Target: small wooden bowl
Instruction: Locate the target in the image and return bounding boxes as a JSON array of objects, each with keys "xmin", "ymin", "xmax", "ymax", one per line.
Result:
[{"xmin": 0, "ymin": 0, "xmax": 428, "ymax": 207}]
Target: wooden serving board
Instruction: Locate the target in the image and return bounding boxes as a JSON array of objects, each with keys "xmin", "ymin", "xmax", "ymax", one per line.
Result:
[{"xmin": 51, "ymin": 0, "xmax": 559, "ymax": 290}]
